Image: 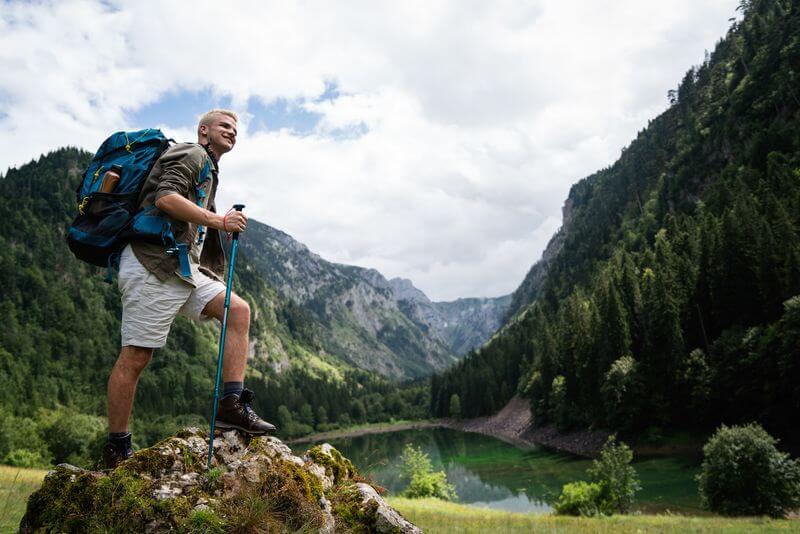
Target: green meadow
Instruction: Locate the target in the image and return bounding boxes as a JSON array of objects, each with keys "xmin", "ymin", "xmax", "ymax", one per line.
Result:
[
  {"xmin": 388, "ymin": 497, "xmax": 799, "ymax": 534},
  {"xmin": 0, "ymin": 465, "xmax": 47, "ymax": 532}
]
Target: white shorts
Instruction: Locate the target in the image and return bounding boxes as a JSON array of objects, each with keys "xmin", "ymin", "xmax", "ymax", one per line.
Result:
[{"xmin": 118, "ymin": 245, "xmax": 226, "ymax": 348}]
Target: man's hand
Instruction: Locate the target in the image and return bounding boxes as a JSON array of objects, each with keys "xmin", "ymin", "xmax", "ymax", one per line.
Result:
[{"xmin": 222, "ymin": 209, "xmax": 247, "ymax": 233}]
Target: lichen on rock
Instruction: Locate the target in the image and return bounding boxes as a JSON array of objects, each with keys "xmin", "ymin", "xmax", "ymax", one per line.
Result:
[{"xmin": 19, "ymin": 427, "xmax": 420, "ymax": 533}]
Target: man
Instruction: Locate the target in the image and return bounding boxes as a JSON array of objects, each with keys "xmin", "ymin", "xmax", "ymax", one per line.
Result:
[{"xmin": 103, "ymin": 109, "xmax": 275, "ymax": 468}]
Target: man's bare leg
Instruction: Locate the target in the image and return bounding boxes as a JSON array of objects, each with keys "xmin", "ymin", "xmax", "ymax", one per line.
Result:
[
  {"xmin": 201, "ymin": 290, "xmax": 250, "ymax": 381},
  {"xmin": 202, "ymin": 291, "xmax": 274, "ymax": 433},
  {"xmin": 108, "ymin": 345, "xmax": 153, "ymax": 433}
]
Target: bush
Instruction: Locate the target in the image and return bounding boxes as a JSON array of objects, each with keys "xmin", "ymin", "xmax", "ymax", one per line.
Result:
[
  {"xmin": 553, "ymin": 481, "xmax": 602, "ymax": 516},
  {"xmin": 403, "ymin": 470, "xmax": 457, "ymax": 500},
  {"xmin": 555, "ymin": 436, "xmax": 640, "ymax": 516},
  {"xmin": 588, "ymin": 436, "xmax": 640, "ymax": 514},
  {"xmin": 698, "ymin": 423, "xmax": 800, "ymax": 517},
  {"xmin": 42, "ymin": 409, "xmax": 106, "ymax": 467},
  {"xmin": 399, "ymin": 444, "xmax": 456, "ymax": 501},
  {"xmin": 4, "ymin": 448, "xmax": 48, "ymax": 468},
  {"xmin": 0, "ymin": 410, "xmax": 51, "ymax": 465}
]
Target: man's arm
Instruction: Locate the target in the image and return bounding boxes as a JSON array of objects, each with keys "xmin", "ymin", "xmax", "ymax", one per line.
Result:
[{"xmin": 155, "ymin": 193, "xmax": 247, "ymax": 233}]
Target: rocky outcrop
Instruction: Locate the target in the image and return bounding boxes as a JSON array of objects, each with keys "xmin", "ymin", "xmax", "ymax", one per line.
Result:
[{"xmin": 20, "ymin": 428, "xmax": 420, "ymax": 533}]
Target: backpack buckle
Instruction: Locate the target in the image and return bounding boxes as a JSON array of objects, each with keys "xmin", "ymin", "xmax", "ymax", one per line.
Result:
[
  {"xmin": 165, "ymin": 243, "xmax": 191, "ymax": 277},
  {"xmin": 78, "ymin": 197, "xmax": 90, "ymax": 215}
]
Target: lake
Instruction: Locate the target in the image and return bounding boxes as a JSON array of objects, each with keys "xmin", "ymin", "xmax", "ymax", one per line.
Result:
[{"xmin": 294, "ymin": 427, "xmax": 702, "ymax": 514}]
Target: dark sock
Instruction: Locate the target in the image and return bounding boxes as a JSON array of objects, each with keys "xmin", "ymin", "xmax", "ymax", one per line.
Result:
[
  {"xmin": 222, "ymin": 381, "xmax": 244, "ymax": 400},
  {"xmin": 108, "ymin": 431, "xmax": 131, "ymax": 445}
]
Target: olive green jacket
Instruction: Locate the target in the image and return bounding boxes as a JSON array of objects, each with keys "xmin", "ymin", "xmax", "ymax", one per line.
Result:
[{"xmin": 130, "ymin": 143, "xmax": 226, "ymax": 285}]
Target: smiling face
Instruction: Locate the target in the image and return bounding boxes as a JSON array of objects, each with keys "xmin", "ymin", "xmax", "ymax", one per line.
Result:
[{"xmin": 197, "ymin": 110, "xmax": 238, "ymax": 159}]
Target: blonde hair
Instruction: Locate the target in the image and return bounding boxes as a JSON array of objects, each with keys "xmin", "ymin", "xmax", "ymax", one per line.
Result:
[{"xmin": 197, "ymin": 109, "xmax": 238, "ymax": 136}]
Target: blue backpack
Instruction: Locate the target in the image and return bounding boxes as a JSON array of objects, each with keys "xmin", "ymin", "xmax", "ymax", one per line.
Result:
[{"xmin": 67, "ymin": 128, "xmax": 186, "ymax": 279}]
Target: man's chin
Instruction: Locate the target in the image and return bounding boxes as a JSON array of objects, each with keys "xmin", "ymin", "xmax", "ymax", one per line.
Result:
[{"xmin": 213, "ymin": 142, "xmax": 234, "ymax": 156}]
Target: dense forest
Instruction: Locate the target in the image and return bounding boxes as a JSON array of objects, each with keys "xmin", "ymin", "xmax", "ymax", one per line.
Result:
[
  {"xmin": 0, "ymin": 148, "xmax": 427, "ymax": 466},
  {"xmin": 431, "ymin": 0, "xmax": 800, "ymax": 443}
]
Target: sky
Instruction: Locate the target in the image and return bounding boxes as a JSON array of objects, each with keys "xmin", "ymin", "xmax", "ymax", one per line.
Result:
[{"xmin": 0, "ymin": 0, "xmax": 741, "ymax": 301}]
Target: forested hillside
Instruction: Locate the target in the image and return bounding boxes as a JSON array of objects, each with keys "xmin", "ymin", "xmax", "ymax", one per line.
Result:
[
  {"xmin": 431, "ymin": 0, "xmax": 800, "ymax": 444},
  {"xmin": 0, "ymin": 149, "xmax": 428, "ymax": 466}
]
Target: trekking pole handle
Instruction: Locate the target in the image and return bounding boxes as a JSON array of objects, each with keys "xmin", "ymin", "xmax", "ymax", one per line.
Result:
[{"xmin": 232, "ymin": 204, "xmax": 245, "ymax": 241}]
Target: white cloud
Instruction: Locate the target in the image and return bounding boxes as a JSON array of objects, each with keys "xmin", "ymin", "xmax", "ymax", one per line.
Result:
[{"xmin": 0, "ymin": 0, "xmax": 740, "ymax": 300}]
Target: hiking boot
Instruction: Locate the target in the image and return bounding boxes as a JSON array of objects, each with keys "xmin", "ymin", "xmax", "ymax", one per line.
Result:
[
  {"xmin": 103, "ymin": 435, "xmax": 133, "ymax": 469},
  {"xmin": 215, "ymin": 388, "xmax": 276, "ymax": 435}
]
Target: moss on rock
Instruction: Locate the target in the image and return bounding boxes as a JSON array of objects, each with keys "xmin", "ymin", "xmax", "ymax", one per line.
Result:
[
  {"xmin": 21, "ymin": 465, "xmax": 164, "ymax": 532},
  {"xmin": 20, "ymin": 428, "xmax": 418, "ymax": 533},
  {"xmin": 331, "ymin": 482, "xmax": 381, "ymax": 533},
  {"xmin": 307, "ymin": 443, "xmax": 358, "ymax": 484}
]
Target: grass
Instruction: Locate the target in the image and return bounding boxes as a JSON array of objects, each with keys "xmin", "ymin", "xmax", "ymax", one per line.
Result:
[
  {"xmin": 387, "ymin": 497, "xmax": 799, "ymax": 533},
  {"xmin": 0, "ymin": 465, "xmax": 48, "ymax": 532},
  {"xmin": 3, "ymin": 464, "xmax": 798, "ymax": 533}
]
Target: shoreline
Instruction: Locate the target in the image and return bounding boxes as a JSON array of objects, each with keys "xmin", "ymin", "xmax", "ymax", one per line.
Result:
[
  {"xmin": 440, "ymin": 395, "xmax": 610, "ymax": 458},
  {"xmin": 287, "ymin": 420, "xmax": 442, "ymax": 445},
  {"xmin": 290, "ymin": 396, "xmax": 704, "ymax": 459}
]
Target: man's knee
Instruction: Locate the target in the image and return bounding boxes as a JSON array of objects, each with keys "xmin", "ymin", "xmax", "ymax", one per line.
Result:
[
  {"xmin": 229, "ymin": 295, "xmax": 250, "ymax": 331},
  {"xmin": 117, "ymin": 346, "xmax": 153, "ymax": 375}
]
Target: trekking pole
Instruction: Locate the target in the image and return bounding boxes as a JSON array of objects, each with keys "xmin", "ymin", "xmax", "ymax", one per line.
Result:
[{"xmin": 207, "ymin": 204, "xmax": 245, "ymax": 470}]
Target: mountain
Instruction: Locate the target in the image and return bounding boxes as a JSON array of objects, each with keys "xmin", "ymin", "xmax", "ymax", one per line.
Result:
[
  {"xmin": 238, "ymin": 221, "xmax": 509, "ymax": 378},
  {"xmin": 388, "ymin": 278, "xmax": 511, "ymax": 355},
  {"xmin": 431, "ymin": 0, "xmax": 800, "ymax": 445}
]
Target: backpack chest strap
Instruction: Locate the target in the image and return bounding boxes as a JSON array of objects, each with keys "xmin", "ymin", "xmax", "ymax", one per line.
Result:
[{"xmin": 195, "ymin": 159, "xmax": 212, "ymax": 245}]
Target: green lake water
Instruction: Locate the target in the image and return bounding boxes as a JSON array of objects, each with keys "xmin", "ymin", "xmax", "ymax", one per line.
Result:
[{"xmin": 295, "ymin": 427, "xmax": 702, "ymax": 514}]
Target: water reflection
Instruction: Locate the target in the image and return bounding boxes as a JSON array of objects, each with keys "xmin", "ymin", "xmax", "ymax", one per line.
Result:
[{"xmin": 296, "ymin": 428, "xmax": 701, "ymax": 514}]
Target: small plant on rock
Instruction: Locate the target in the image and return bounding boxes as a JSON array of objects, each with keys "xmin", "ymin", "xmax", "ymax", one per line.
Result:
[{"xmin": 185, "ymin": 507, "xmax": 226, "ymax": 533}]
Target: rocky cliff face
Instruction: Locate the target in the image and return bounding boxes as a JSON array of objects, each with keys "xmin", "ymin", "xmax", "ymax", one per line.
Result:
[
  {"xmin": 389, "ymin": 278, "xmax": 511, "ymax": 355},
  {"xmin": 21, "ymin": 428, "xmax": 420, "ymax": 533},
  {"xmin": 502, "ymin": 198, "xmax": 572, "ymax": 322},
  {"xmin": 239, "ymin": 220, "xmax": 512, "ymax": 373},
  {"xmin": 431, "ymin": 295, "xmax": 513, "ymax": 355}
]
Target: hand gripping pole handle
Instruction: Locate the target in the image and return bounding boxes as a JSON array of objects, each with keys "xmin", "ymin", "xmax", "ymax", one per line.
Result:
[{"xmin": 231, "ymin": 204, "xmax": 245, "ymax": 241}]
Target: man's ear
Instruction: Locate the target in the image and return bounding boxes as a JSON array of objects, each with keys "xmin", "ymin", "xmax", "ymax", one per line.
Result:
[{"xmin": 199, "ymin": 124, "xmax": 208, "ymax": 137}]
